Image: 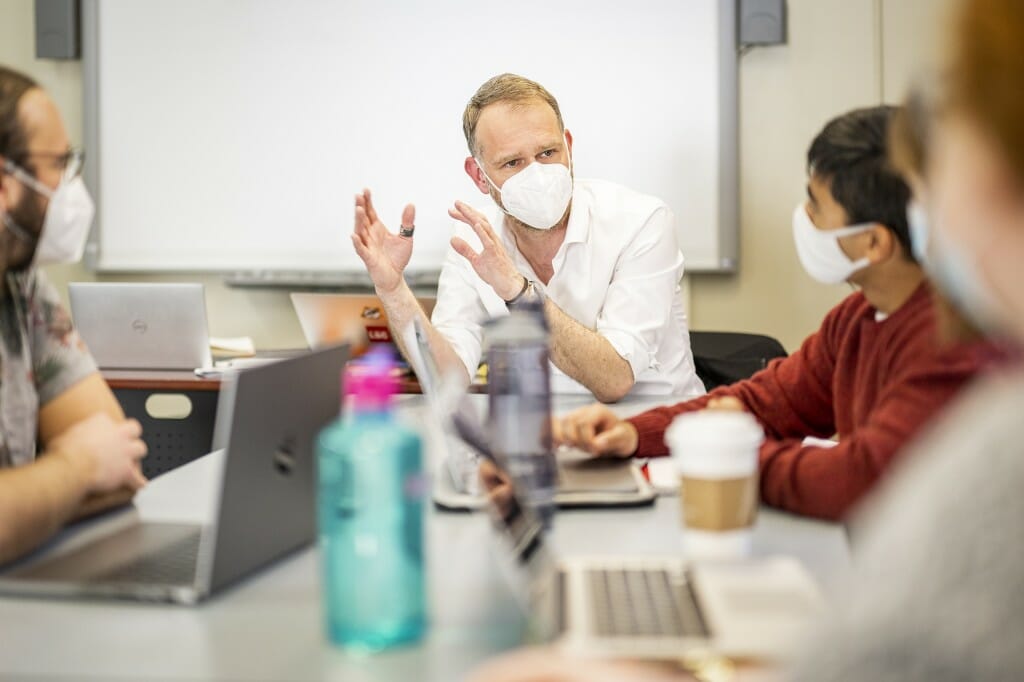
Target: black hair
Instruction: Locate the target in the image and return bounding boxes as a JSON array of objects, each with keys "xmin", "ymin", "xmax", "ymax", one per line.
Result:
[
  {"xmin": 0, "ymin": 66, "xmax": 38, "ymax": 168},
  {"xmin": 807, "ymin": 106, "xmax": 916, "ymax": 262}
]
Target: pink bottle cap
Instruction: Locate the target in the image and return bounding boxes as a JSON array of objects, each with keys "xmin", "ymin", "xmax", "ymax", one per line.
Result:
[{"xmin": 345, "ymin": 347, "xmax": 398, "ymax": 412}]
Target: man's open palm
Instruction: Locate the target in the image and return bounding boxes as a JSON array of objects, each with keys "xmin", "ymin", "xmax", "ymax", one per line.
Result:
[{"xmin": 352, "ymin": 188, "xmax": 415, "ymax": 294}]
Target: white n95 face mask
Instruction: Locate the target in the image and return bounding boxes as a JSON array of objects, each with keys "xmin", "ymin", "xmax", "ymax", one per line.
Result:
[
  {"xmin": 33, "ymin": 177, "xmax": 95, "ymax": 265},
  {"xmin": 2, "ymin": 160, "xmax": 95, "ymax": 266},
  {"xmin": 791, "ymin": 203, "xmax": 873, "ymax": 284},
  {"xmin": 477, "ymin": 137, "xmax": 573, "ymax": 230}
]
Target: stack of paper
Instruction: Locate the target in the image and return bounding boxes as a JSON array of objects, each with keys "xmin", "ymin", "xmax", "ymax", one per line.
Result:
[{"xmin": 210, "ymin": 336, "xmax": 256, "ymax": 358}]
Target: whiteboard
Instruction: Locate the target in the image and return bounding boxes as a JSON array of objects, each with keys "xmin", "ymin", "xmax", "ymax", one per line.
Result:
[{"xmin": 82, "ymin": 0, "xmax": 738, "ymax": 276}]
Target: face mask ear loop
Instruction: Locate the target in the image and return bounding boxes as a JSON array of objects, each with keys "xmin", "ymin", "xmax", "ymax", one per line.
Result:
[
  {"xmin": 475, "ymin": 158, "xmax": 517, "ymax": 222},
  {"xmin": 564, "ymin": 131, "xmax": 573, "ymax": 178},
  {"xmin": 2, "ymin": 160, "xmax": 54, "ymax": 199},
  {"xmin": 475, "ymin": 158, "xmax": 500, "ymax": 193},
  {"xmin": 1, "ymin": 212, "xmax": 34, "ymax": 246},
  {"xmin": 1, "ymin": 163, "xmax": 44, "ymax": 248}
]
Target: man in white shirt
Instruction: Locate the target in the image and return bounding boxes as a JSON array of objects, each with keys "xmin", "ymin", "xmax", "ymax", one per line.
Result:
[{"xmin": 352, "ymin": 73, "xmax": 704, "ymax": 401}]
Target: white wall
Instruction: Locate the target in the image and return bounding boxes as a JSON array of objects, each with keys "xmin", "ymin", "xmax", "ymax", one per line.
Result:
[
  {"xmin": 688, "ymin": 0, "xmax": 953, "ymax": 350},
  {"xmin": 0, "ymin": 0, "xmax": 951, "ymax": 351}
]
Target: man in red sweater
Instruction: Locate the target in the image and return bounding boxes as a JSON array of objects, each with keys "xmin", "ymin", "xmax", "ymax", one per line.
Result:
[{"xmin": 554, "ymin": 106, "xmax": 994, "ymax": 521}]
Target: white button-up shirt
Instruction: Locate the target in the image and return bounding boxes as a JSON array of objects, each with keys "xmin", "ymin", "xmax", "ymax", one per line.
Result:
[{"xmin": 431, "ymin": 179, "xmax": 705, "ymax": 398}]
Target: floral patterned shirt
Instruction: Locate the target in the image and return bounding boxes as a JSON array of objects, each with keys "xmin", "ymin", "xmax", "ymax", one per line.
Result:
[{"xmin": 0, "ymin": 268, "xmax": 96, "ymax": 468}]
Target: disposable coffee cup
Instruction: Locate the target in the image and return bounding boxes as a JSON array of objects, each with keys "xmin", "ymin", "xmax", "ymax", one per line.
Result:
[{"xmin": 665, "ymin": 410, "xmax": 763, "ymax": 559}]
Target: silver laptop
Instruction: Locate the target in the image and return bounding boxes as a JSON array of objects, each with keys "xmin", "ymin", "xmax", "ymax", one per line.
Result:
[
  {"xmin": 0, "ymin": 344, "xmax": 349, "ymax": 604},
  {"xmin": 402, "ymin": 319, "xmax": 656, "ymax": 511},
  {"xmin": 481, "ymin": 453, "xmax": 824, "ymax": 662},
  {"xmin": 69, "ymin": 282, "xmax": 212, "ymax": 370}
]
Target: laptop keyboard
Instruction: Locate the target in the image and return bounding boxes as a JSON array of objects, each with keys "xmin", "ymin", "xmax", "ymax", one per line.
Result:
[
  {"xmin": 586, "ymin": 567, "xmax": 708, "ymax": 638},
  {"xmin": 92, "ymin": 532, "xmax": 202, "ymax": 585}
]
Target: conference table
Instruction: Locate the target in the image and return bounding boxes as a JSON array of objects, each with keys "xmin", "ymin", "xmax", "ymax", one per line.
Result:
[
  {"xmin": 0, "ymin": 396, "xmax": 850, "ymax": 681},
  {"xmin": 100, "ymin": 365, "xmax": 480, "ymax": 481}
]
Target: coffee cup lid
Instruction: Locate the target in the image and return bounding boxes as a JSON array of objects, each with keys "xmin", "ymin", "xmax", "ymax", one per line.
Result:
[{"xmin": 666, "ymin": 410, "xmax": 763, "ymax": 477}]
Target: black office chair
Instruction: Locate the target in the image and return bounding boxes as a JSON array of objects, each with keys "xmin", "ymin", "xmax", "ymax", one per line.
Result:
[{"xmin": 689, "ymin": 331, "xmax": 788, "ymax": 391}]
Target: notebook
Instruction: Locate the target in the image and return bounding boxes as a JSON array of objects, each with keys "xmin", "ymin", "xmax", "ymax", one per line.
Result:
[{"xmin": 0, "ymin": 344, "xmax": 349, "ymax": 604}]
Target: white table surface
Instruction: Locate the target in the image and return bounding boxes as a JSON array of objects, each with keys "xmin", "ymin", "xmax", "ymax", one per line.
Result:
[{"xmin": 0, "ymin": 396, "xmax": 850, "ymax": 681}]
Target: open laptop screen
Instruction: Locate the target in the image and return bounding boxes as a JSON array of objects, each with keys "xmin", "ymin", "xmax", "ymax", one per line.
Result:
[{"xmin": 290, "ymin": 293, "xmax": 436, "ymax": 354}]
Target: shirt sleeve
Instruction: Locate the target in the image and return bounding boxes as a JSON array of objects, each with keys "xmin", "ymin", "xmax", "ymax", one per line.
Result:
[
  {"xmin": 430, "ymin": 233, "xmax": 496, "ymax": 381},
  {"xmin": 26, "ymin": 270, "xmax": 98, "ymax": 405},
  {"xmin": 594, "ymin": 205, "xmax": 685, "ymax": 382}
]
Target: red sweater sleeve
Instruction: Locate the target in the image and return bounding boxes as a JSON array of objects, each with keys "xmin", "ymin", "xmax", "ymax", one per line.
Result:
[
  {"xmin": 626, "ymin": 287, "xmax": 993, "ymax": 521},
  {"xmin": 757, "ymin": 344, "xmax": 988, "ymax": 520},
  {"xmin": 627, "ymin": 300, "xmax": 843, "ymax": 457}
]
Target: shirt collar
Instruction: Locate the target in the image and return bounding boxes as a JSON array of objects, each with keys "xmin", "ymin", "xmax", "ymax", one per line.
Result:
[
  {"xmin": 562, "ymin": 184, "xmax": 591, "ymax": 247},
  {"xmin": 872, "ymin": 280, "xmax": 931, "ymax": 323}
]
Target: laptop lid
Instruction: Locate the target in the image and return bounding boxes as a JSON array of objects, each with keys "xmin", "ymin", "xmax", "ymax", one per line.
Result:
[
  {"xmin": 204, "ymin": 343, "xmax": 349, "ymax": 593},
  {"xmin": 403, "ymin": 318, "xmax": 492, "ymax": 500},
  {"xmin": 0, "ymin": 345, "xmax": 347, "ymax": 603},
  {"xmin": 69, "ymin": 282, "xmax": 212, "ymax": 370},
  {"xmin": 289, "ymin": 292, "xmax": 435, "ymax": 351},
  {"xmin": 406, "ymin": 317, "xmax": 466, "ymax": 418}
]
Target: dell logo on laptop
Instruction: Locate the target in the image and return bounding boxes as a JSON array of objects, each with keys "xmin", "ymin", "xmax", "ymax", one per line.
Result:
[{"xmin": 131, "ymin": 319, "xmax": 148, "ymax": 334}]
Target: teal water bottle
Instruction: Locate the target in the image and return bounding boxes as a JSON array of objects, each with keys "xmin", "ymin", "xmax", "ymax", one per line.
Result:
[{"xmin": 317, "ymin": 347, "xmax": 426, "ymax": 651}]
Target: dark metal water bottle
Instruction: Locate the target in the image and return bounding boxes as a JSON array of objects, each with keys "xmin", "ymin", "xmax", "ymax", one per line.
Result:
[{"xmin": 486, "ymin": 300, "xmax": 557, "ymax": 528}]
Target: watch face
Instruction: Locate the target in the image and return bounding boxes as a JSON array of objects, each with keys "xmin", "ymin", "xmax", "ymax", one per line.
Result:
[
  {"xmin": 529, "ymin": 281, "xmax": 545, "ymax": 303},
  {"xmin": 505, "ymin": 282, "xmax": 545, "ymax": 315}
]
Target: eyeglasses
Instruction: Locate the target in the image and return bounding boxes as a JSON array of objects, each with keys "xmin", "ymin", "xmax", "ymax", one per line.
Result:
[
  {"xmin": 1, "ymin": 148, "xmax": 85, "ymax": 198},
  {"xmin": 24, "ymin": 147, "xmax": 86, "ymax": 183}
]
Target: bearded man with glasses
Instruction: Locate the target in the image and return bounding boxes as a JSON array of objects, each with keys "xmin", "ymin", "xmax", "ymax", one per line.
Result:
[{"xmin": 0, "ymin": 65, "xmax": 148, "ymax": 564}]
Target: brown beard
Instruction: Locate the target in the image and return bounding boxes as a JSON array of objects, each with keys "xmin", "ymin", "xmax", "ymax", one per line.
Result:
[{"xmin": 2, "ymin": 189, "xmax": 44, "ymax": 272}]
